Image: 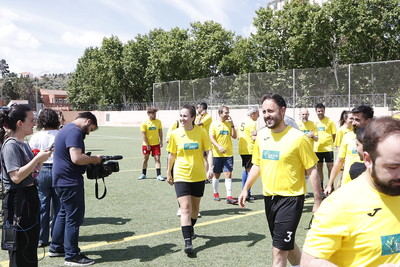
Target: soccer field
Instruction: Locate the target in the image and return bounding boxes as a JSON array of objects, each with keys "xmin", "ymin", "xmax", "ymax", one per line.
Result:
[{"xmin": 0, "ymin": 126, "xmax": 316, "ymax": 266}]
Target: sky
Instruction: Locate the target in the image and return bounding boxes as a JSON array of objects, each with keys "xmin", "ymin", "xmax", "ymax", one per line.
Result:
[{"xmin": 0, "ymin": 0, "xmax": 267, "ymax": 76}]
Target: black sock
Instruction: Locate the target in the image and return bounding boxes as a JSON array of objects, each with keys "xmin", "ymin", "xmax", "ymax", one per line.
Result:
[
  {"xmin": 142, "ymin": 169, "xmax": 147, "ymax": 175},
  {"xmin": 182, "ymin": 226, "xmax": 193, "ymax": 239},
  {"xmin": 156, "ymin": 168, "xmax": 161, "ymax": 176},
  {"xmin": 191, "ymin": 218, "xmax": 197, "ymax": 227}
]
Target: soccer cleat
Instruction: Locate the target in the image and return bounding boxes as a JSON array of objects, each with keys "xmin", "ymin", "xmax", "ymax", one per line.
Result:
[
  {"xmin": 137, "ymin": 174, "xmax": 146, "ymax": 180},
  {"xmin": 213, "ymin": 193, "xmax": 220, "ymax": 201},
  {"xmin": 157, "ymin": 175, "xmax": 165, "ymax": 181},
  {"xmin": 246, "ymin": 195, "xmax": 256, "ymax": 201},
  {"xmin": 226, "ymin": 197, "xmax": 238, "ymax": 205},
  {"xmin": 184, "ymin": 238, "xmax": 193, "ymax": 255},
  {"xmin": 64, "ymin": 253, "xmax": 95, "ymax": 266}
]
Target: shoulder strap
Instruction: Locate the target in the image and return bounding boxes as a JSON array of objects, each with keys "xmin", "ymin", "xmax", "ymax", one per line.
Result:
[{"xmin": 0, "ymin": 138, "xmax": 18, "ymax": 198}]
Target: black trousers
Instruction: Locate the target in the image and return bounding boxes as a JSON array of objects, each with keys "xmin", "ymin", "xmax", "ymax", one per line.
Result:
[{"xmin": 3, "ymin": 186, "xmax": 40, "ymax": 267}]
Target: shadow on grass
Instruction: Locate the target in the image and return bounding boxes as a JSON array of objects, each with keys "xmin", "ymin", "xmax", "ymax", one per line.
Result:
[
  {"xmin": 80, "ymin": 231, "xmax": 135, "ymax": 242},
  {"xmin": 302, "ymin": 204, "xmax": 313, "ymax": 213},
  {"xmin": 83, "ymin": 217, "xmax": 131, "ymax": 226},
  {"xmin": 200, "ymin": 208, "xmax": 252, "ymax": 217},
  {"xmin": 86, "ymin": 243, "xmax": 179, "ymax": 263},
  {"xmin": 194, "ymin": 232, "xmax": 265, "ymax": 254}
]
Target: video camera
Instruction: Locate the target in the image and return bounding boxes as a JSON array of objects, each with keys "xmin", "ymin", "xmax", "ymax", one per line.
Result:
[
  {"xmin": 86, "ymin": 154, "xmax": 123, "ymax": 200},
  {"xmin": 86, "ymin": 155, "xmax": 123, "ymax": 180}
]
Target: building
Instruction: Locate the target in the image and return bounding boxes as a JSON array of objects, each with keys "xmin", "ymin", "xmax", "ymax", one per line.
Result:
[
  {"xmin": 40, "ymin": 89, "xmax": 71, "ymax": 110},
  {"xmin": 267, "ymin": 0, "xmax": 329, "ymax": 11}
]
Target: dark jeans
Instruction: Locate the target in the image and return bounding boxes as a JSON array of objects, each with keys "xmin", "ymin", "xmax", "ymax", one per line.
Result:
[
  {"xmin": 37, "ymin": 165, "xmax": 60, "ymax": 246},
  {"xmin": 4, "ymin": 186, "xmax": 40, "ymax": 267},
  {"xmin": 50, "ymin": 186, "xmax": 85, "ymax": 259}
]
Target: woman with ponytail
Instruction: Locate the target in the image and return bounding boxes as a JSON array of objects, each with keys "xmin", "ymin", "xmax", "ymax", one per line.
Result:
[{"xmin": 0, "ymin": 104, "xmax": 52, "ymax": 267}]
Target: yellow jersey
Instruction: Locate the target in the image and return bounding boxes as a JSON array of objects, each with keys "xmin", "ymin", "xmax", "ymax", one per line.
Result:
[
  {"xmin": 334, "ymin": 125, "xmax": 352, "ymax": 148},
  {"xmin": 393, "ymin": 113, "xmax": 400, "ymax": 120},
  {"xmin": 167, "ymin": 126, "xmax": 211, "ymax": 182},
  {"xmin": 195, "ymin": 113, "xmax": 212, "ymax": 133},
  {"xmin": 140, "ymin": 119, "xmax": 162, "ymax": 146},
  {"xmin": 303, "ymin": 173, "xmax": 400, "ymax": 266},
  {"xmin": 338, "ymin": 131, "xmax": 363, "ymax": 184},
  {"xmin": 166, "ymin": 120, "xmax": 179, "ymax": 143},
  {"xmin": 297, "ymin": 120, "xmax": 317, "ymax": 144},
  {"xmin": 238, "ymin": 118, "xmax": 257, "ymax": 155},
  {"xmin": 252, "ymin": 126, "xmax": 318, "ymax": 196},
  {"xmin": 314, "ymin": 117, "xmax": 336, "ymax": 152},
  {"xmin": 209, "ymin": 120, "xmax": 234, "ymax": 158}
]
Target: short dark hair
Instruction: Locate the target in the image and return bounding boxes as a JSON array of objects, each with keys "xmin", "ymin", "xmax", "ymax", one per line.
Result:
[
  {"xmin": 363, "ymin": 117, "xmax": 400, "ymax": 161},
  {"xmin": 261, "ymin": 94, "xmax": 287, "ymax": 108},
  {"xmin": 147, "ymin": 107, "xmax": 158, "ymax": 113},
  {"xmin": 37, "ymin": 109, "xmax": 60, "ymax": 130},
  {"xmin": 351, "ymin": 105, "xmax": 374, "ymax": 120},
  {"xmin": 315, "ymin": 103, "xmax": 325, "ymax": 110},
  {"xmin": 198, "ymin": 102, "xmax": 208, "ymax": 110},
  {"xmin": 76, "ymin": 112, "xmax": 98, "ymax": 127}
]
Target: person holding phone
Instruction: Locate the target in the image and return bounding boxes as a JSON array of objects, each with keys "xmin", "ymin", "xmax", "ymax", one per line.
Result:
[
  {"xmin": 0, "ymin": 104, "xmax": 52, "ymax": 267},
  {"xmin": 29, "ymin": 108, "xmax": 61, "ymax": 248}
]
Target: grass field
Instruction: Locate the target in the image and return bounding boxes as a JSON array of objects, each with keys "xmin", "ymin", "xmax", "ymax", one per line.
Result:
[{"xmin": 0, "ymin": 126, "xmax": 318, "ymax": 266}]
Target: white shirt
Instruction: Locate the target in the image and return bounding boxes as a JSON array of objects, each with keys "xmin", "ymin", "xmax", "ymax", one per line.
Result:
[{"xmin": 29, "ymin": 129, "xmax": 59, "ymax": 164}]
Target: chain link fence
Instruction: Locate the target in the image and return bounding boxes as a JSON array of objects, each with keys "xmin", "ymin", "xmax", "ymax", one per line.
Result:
[{"xmin": 153, "ymin": 60, "xmax": 400, "ymax": 110}]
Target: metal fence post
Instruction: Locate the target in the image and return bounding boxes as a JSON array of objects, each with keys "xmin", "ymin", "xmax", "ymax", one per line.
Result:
[
  {"xmin": 178, "ymin": 80, "xmax": 181, "ymax": 108},
  {"xmin": 348, "ymin": 64, "xmax": 351, "ymax": 109},
  {"xmin": 292, "ymin": 68, "xmax": 296, "ymax": 118},
  {"xmin": 248, "ymin": 73, "xmax": 251, "ymax": 106},
  {"xmin": 210, "ymin": 77, "xmax": 213, "ymax": 107},
  {"xmin": 152, "ymin": 83, "xmax": 155, "ymax": 106}
]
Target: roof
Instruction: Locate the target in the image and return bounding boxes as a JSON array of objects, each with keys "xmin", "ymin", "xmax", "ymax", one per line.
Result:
[{"xmin": 40, "ymin": 89, "xmax": 68, "ymax": 96}]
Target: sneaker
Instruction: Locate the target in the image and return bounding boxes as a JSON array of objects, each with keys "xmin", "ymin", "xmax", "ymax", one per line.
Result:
[
  {"xmin": 213, "ymin": 193, "xmax": 220, "ymax": 201},
  {"xmin": 138, "ymin": 174, "xmax": 146, "ymax": 180},
  {"xmin": 246, "ymin": 195, "xmax": 256, "ymax": 201},
  {"xmin": 64, "ymin": 253, "xmax": 95, "ymax": 266},
  {"xmin": 197, "ymin": 212, "xmax": 201, "ymax": 218},
  {"xmin": 184, "ymin": 238, "xmax": 193, "ymax": 255},
  {"xmin": 157, "ymin": 175, "xmax": 165, "ymax": 181},
  {"xmin": 226, "ymin": 197, "xmax": 238, "ymax": 205},
  {"xmin": 176, "ymin": 208, "xmax": 181, "ymax": 217},
  {"xmin": 48, "ymin": 249, "xmax": 65, "ymax": 257},
  {"xmin": 38, "ymin": 242, "xmax": 49, "ymax": 248}
]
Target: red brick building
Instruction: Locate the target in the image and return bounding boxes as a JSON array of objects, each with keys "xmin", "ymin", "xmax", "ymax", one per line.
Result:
[{"xmin": 40, "ymin": 89, "xmax": 71, "ymax": 110}]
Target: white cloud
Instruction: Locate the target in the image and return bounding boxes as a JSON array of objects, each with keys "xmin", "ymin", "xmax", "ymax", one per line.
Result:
[
  {"xmin": 241, "ymin": 24, "xmax": 257, "ymax": 37},
  {"xmin": 163, "ymin": 0, "xmax": 232, "ymax": 28},
  {"xmin": 61, "ymin": 31, "xmax": 105, "ymax": 48}
]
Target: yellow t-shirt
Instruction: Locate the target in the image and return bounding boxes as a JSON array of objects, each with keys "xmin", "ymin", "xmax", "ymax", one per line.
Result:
[
  {"xmin": 252, "ymin": 126, "xmax": 318, "ymax": 196},
  {"xmin": 393, "ymin": 113, "xmax": 400, "ymax": 120},
  {"xmin": 140, "ymin": 119, "xmax": 162, "ymax": 146},
  {"xmin": 334, "ymin": 125, "xmax": 352, "ymax": 148},
  {"xmin": 166, "ymin": 120, "xmax": 179, "ymax": 142},
  {"xmin": 314, "ymin": 117, "xmax": 337, "ymax": 152},
  {"xmin": 303, "ymin": 174, "xmax": 400, "ymax": 266},
  {"xmin": 238, "ymin": 118, "xmax": 257, "ymax": 155},
  {"xmin": 167, "ymin": 126, "xmax": 211, "ymax": 182},
  {"xmin": 195, "ymin": 113, "xmax": 212, "ymax": 133},
  {"xmin": 297, "ymin": 120, "xmax": 317, "ymax": 145},
  {"xmin": 338, "ymin": 131, "xmax": 363, "ymax": 184},
  {"xmin": 209, "ymin": 120, "xmax": 234, "ymax": 157}
]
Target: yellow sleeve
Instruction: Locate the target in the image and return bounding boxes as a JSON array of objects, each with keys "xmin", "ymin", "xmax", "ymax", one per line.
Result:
[
  {"xmin": 209, "ymin": 123, "xmax": 215, "ymax": 137},
  {"xmin": 202, "ymin": 128, "xmax": 211, "ymax": 151},
  {"xmin": 140, "ymin": 122, "xmax": 146, "ymax": 132},
  {"xmin": 252, "ymin": 137, "xmax": 261, "ymax": 166},
  {"xmin": 298, "ymin": 136, "xmax": 318, "ymax": 170},
  {"xmin": 330, "ymin": 121, "xmax": 337, "ymax": 135},
  {"xmin": 303, "ymin": 196, "xmax": 350, "ymax": 259},
  {"xmin": 338, "ymin": 138, "xmax": 347, "ymax": 159},
  {"xmin": 166, "ymin": 132, "xmax": 177, "ymax": 154}
]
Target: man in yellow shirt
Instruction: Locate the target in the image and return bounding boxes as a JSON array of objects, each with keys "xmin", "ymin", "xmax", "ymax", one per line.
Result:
[
  {"xmin": 238, "ymin": 106, "xmax": 259, "ymax": 201},
  {"xmin": 314, "ymin": 103, "xmax": 336, "ymax": 189},
  {"xmin": 138, "ymin": 107, "xmax": 164, "ymax": 181},
  {"xmin": 297, "ymin": 108, "xmax": 318, "ymax": 144},
  {"xmin": 302, "ymin": 117, "xmax": 400, "ymax": 266},
  {"xmin": 209, "ymin": 105, "xmax": 237, "ymax": 204},
  {"xmin": 239, "ymin": 94, "xmax": 322, "ymax": 267},
  {"xmin": 195, "ymin": 102, "xmax": 212, "ymax": 133},
  {"xmin": 325, "ymin": 105, "xmax": 374, "ymax": 194}
]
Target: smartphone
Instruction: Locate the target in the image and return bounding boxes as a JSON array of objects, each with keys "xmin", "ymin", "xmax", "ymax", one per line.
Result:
[{"xmin": 47, "ymin": 143, "xmax": 55, "ymax": 151}]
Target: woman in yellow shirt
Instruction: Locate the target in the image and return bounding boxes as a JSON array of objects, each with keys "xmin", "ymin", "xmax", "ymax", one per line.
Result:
[{"xmin": 166, "ymin": 104, "xmax": 213, "ymax": 255}]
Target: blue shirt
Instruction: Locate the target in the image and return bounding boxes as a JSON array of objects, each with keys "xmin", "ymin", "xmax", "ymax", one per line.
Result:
[{"xmin": 52, "ymin": 123, "xmax": 86, "ymax": 187}]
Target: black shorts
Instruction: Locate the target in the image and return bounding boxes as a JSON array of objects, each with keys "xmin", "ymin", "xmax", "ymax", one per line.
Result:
[
  {"xmin": 175, "ymin": 181, "xmax": 205, "ymax": 198},
  {"xmin": 264, "ymin": 195, "xmax": 304, "ymax": 250},
  {"xmin": 240, "ymin": 154, "xmax": 253, "ymax": 169},
  {"xmin": 316, "ymin": 151, "xmax": 334, "ymax": 163}
]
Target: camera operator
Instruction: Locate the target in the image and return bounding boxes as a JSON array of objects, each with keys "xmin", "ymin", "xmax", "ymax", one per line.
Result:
[{"xmin": 49, "ymin": 112, "xmax": 102, "ymax": 266}]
